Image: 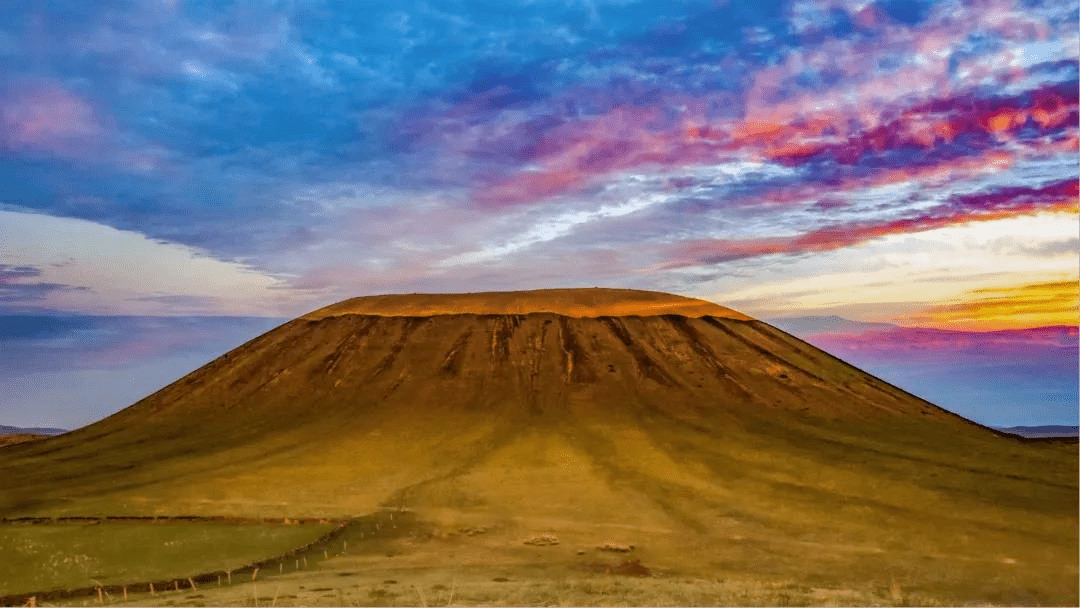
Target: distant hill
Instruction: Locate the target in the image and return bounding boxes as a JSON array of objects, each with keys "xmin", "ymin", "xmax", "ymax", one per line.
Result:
[
  {"xmin": 765, "ymin": 315, "xmax": 897, "ymax": 335},
  {"xmin": 994, "ymin": 425, "xmax": 1080, "ymax": 438},
  {"xmin": 0, "ymin": 425, "xmax": 67, "ymax": 437}
]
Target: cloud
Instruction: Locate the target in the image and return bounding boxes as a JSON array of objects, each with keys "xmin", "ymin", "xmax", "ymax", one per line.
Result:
[
  {"xmin": 794, "ymin": 322, "xmax": 1078, "ymax": 358},
  {"xmin": 904, "ymin": 279, "xmax": 1079, "ymax": 329},
  {"xmin": 0, "ymin": 282, "xmax": 89, "ymax": 302},
  {"xmin": 664, "ymin": 178, "xmax": 1078, "ymax": 267},
  {"xmin": 0, "ymin": 83, "xmax": 105, "ymax": 158},
  {"xmin": 1021, "ymin": 237, "xmax": 1080, "ymax": 257},
  {"xmin": 0, "ymin": 210, "xmax": 317, "ymax": 316},
  {"xmin": 0, "ymin": 2, "xmax": 359, "ymax": 258},
  {"xmin": 439, "ymin": 190, "xmax": 675, "ymax": 267},
  {"xmin": 662, "ymin": 210, "xmax": 1079, "ymax": 325},
  {"xmin": 388, "ymin": 0, "xmax": 1078, "ymax": 210},
  {"xmin": 0, "ymin": 313, "xmax": 284, "ymax": 375},
  {"xmin": 0, "ymin": 263, "xmax": 90, "ymax": 302},
  {"xmin": 0, "ymin": 265, "xmax": 41, "ymax": 283},
  {"xmin": 462, "ymin": 78, "xmax": 1077, "ymax": 209},
  {"xmin": 127, "ymin": 293, "xmax": 226, "ymax": 311},
  {"xmin": 0, "ymin": 0, "xmax": 1076, "ymax": 324},
  {"xmin": 988, "ymin": 235, "xmax": 1080, "ymax": 257}
]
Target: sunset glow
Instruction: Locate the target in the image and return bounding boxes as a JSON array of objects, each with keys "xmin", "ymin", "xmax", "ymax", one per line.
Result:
[{"xmin": 906, "ymin": 280, "xmax": 1080, "ymax": 331}]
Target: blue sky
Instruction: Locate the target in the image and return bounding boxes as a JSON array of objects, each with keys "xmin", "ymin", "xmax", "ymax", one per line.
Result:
[{"xmin": 1, "ymin": 0, "xmax": 1077, "ymax": 428}]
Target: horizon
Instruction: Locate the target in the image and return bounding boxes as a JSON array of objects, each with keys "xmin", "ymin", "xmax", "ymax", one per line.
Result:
[{"xmin": 1, "ymin": 0, "xmax": 1077, "ymax": 429}]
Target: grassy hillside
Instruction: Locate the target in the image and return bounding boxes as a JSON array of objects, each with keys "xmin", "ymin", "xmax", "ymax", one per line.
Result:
[{"xmin": 0, "ymin": 521, "xmax": 332, "ymax": 597}]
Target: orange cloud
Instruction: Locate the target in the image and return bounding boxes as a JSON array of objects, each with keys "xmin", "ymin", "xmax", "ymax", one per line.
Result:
[{"xmin": 904, "ymin": 280, "xmax": 1080, "ymax": 330}]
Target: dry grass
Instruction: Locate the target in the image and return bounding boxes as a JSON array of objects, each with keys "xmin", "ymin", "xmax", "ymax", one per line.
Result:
[{"xmin": 94, "ymin": 562, "xmax": 956, "ymax": 607}]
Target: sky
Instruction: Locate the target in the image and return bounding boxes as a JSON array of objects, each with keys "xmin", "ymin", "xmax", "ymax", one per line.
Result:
[{"xmin": 1, "ymin": 0, "xmax": 1077, "ymax": 429}]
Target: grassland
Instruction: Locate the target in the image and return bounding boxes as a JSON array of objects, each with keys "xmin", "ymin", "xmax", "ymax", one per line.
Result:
[
  {"xmin": 0, "ymin": 521, "xmax": 332, "ymax": 597},
  {"xmin": 30, "ymin": 506, "xmax": 1069, "ymax": 607}
]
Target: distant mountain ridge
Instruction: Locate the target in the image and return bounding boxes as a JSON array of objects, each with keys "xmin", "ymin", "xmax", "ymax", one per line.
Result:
[
  {"xmin": 993, "ymin": 425, "xmax": 1080, "ymax": 438},
  {"xmin": 0, "ymin": 425, "xmax": 67, "ymax": 437},
  {"xmin": 765, "ymin": 315, "xmax": 897, "ymax": 335},
  {"xmin": 766, "ymin": 315, "xmax": 1078, "ymax": 340}
]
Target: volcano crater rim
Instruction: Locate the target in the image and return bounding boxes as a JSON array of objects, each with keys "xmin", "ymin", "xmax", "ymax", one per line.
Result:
[{"xmin": 301, "ymin": 288, "xmax": 754, "ymax": 321}]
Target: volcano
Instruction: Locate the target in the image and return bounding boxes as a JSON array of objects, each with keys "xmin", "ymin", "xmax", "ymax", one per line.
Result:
[{"xmin": 1, "ymin": 288, "xmax": 1076, "ymax": 604}]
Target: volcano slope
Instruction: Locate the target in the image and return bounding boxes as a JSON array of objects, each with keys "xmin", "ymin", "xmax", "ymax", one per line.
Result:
[{"xmin": 1, "ymin": 288, "xmax": 1076, "ymax": 605}]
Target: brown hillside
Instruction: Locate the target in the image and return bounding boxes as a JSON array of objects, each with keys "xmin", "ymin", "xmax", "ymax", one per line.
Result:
[{"xmin": 0, "ymin": 288, "xmax": 1075, "ymax": 605}]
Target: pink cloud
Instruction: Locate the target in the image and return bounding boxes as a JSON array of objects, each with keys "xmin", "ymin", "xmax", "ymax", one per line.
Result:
[
  {"xmin": 440, "ymin": 0, "xmax": 1074, "ymax": 210},
  {"xmin": 664, "ymin": 179, "xmax": 1079, "ymax": 267},
  {"xmin": 0, "ymin": 83, "xmax": 105, "ymax": 158},
  {"xmin": 802, "ymin": 324, "xmax": 1078, "ymax": 363},
  {"xmin": 0, "ymin": 81, "xmax": 175, "ymax": 172},
  {"xmin": 465, "ymin": 72, "xmax": 1075, "ymax": 208},
  {"xmin": 493, "ymin": 79, "xmax": 1071, "ymax": 208}
]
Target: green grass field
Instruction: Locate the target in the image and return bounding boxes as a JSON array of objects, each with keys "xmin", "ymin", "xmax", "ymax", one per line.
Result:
[{"xmin": 0, "ymin": 522, "xmax": 332, "ymax": 597}]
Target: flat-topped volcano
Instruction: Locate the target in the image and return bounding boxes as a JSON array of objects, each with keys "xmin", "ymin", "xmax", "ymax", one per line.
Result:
[{"xmin": 1, "ymin": 289, "xmax": 1075, "ymax": 605}]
